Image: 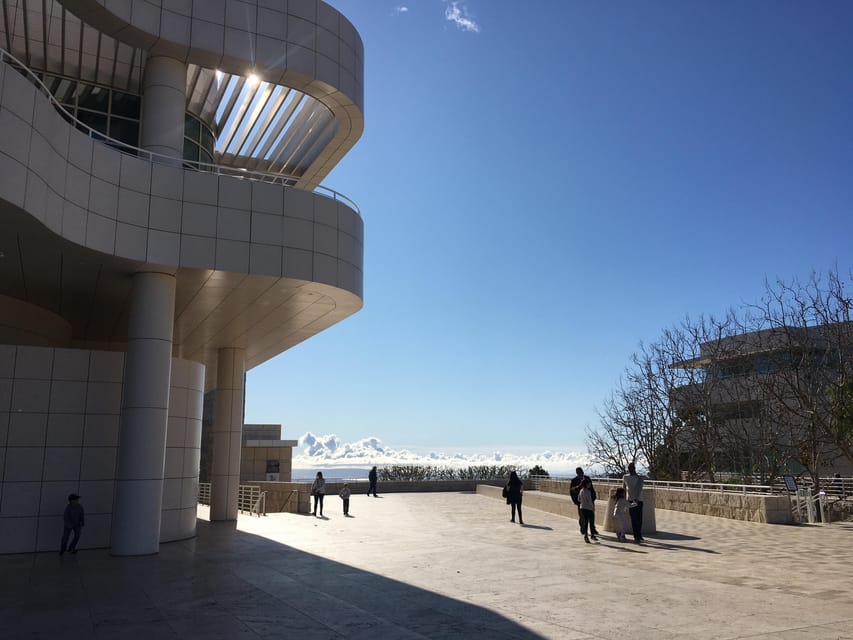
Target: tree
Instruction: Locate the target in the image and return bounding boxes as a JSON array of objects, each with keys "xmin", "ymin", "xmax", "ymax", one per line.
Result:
[{"xmin": 527, "ymin": 465, "xmax": 550, "ymax": 478}]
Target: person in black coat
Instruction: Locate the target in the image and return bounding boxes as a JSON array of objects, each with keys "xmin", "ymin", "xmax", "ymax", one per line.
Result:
[
  {"xmin": 505, "ymin": 471, "xmax": 524, "ymax": 525},
  {"xmin": 368, "ymin": 466, "xmax": 378, "ymax": 497}
]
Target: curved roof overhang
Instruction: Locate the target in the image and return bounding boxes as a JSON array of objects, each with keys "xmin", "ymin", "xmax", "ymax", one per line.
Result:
[{"xmin": 0, "ymin": 0, "xmax": 363, "ymax": 183}]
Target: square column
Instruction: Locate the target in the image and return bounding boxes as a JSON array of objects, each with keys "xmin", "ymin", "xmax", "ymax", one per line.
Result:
[{"xmin": 210, "ymin": 348, "xmax": 246, "ymax": 521}]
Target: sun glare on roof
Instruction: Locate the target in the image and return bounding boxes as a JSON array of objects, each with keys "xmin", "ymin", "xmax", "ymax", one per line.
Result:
[{"xmin": 247, "ymin": 73, "xmax": 260, "ymax": 87}]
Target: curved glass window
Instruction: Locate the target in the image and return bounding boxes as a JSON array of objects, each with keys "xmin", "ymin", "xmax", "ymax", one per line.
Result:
[{"xmin": 183, "ymin": 114, "xmax": 216, "ymax": 166}]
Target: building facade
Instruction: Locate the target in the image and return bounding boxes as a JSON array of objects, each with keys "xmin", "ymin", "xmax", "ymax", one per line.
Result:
[
  {"xmin": 671, "ymin": 324, "xmax": 853, "ymax": 480},
  {"xmin": 0, "ymin": 0, "xmax": 364, "ymax": 554}
]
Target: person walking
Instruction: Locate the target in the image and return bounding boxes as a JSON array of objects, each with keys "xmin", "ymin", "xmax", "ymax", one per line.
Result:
[
  {"xmin": 340, "ymin": 483, "xmax": 351, "ymax": 516},
  {"xmin": 311, "ymin": 471, "xmax": 326, "ymax": 517},
  {"xmin": 623, "ymin": 462, "xmax": 645, "ymax": 542},
  {"xmin": 612, "ymin": 487, "xmax": 630, "ymax": 542},
  {"xmin": 505, "ymin": 470, "xmax": 524, "ymax": 525},
  {"xmin": 570, "ymin": 467, "xmax": 598, "ymax": 538},
  {"xmin": 368, "ymin": 466, "xmax": 378, "ymax": 497},
  {"xmin": 578, "ymin": 478, "xmax": 597, "ymax": 543},
  {"xmin": 59, "ymin": 493, "xmax": 84, "ymax": 555}
]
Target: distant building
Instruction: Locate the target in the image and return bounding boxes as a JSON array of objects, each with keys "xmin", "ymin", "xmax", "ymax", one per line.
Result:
[
  {"xmin": 671, "ymin": 323, "xmax": 853, "ymax": 479},
  {"xmin": 241, "ymin": 424, "xmax": 298, "ymax": 482},
  {"xmin": 0, "ymin": 1, "xmax": 364, "ymax": 554}
]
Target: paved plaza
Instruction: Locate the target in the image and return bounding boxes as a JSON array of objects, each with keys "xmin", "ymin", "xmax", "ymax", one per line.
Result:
[{"xmin": 1, "ymin": 491, "xmax": 852, "ymax": 639}]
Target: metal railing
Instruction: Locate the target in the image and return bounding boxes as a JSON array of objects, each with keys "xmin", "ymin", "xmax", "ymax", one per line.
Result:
[
  {"xmin": 0, "ymin": 48, "xmax": 360, "ymax": 216},
  {"xmin": 198, "ymin": 482, "xmax": 211, "ymax": 505}
]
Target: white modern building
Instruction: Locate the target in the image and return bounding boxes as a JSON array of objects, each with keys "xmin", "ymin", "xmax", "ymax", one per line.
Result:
[{"xmin": 0, "ymin": 0, "xmax": 364, "ymax": 554}]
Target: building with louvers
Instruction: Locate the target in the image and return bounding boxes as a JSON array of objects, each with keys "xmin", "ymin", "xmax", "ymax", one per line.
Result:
[{"xmin": 0, "ymin": 0, "xmax": 364, "ymax": 554}]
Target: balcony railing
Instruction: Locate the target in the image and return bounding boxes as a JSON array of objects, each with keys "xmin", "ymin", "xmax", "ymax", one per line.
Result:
[{"xmin": 0, "ymin": 47, "xmax": 359, "ymax": 216}]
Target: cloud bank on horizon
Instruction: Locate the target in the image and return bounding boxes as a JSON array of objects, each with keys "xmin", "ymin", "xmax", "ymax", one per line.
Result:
[{"xmin": 294, "ymin": 432, "xmax": 592, "ymax": 474}]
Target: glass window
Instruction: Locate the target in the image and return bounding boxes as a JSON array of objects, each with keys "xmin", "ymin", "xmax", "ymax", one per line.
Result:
[
  {"xmin": 77, "ymin": 110, "xmax": 108, "ymax": 136},
  {"xmin": 201, "ymin": 126, "xmax": 215, "ymax": 154},
  {"xmin": 76, "ymin": 85, "xmax": 109, "ymax": 112},
  {"xmin": 111, "ymin": 90, "xmax": 141, "ymax": 119},
  {"xmin": 185, "ymin": 114, "xmax": 201, "ymax": 141},
  {"xmin": 109, "ymin": 118, "xmax": 140, "ymax": 146},
  {"xmin": 183, "ymin": 139, "xmax": 199, "ymax": 162}
]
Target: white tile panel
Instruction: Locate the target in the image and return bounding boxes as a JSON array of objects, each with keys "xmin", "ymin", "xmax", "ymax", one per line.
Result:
[
  {"xmin": 79, "ymin": 447, "xmax": 117, "ymax": 481},
  {"xmin": 258, "ymin": 7, "xmax": 287, "ymax": 39},
  {"xmin": 0, "ymin": 380, "xmax": 11, "ymax": 411},
  {"xmin": 217, "ymin": 176, "xmax": 252, "ymax": 210},
  {"xmin": 190, "ymin": 20, "xmax": 225, "ymax": 62},
  {"xmin": 252, "ymin": 181, "xmax": 284, "ymax": 215},
  {"xmin": 49, "ymin": 381, "xmax": 88, "ymax": 414},
  {"xmin": 0, "ymin": 153, "xmax": 28, "ymax": 208},
  {"xmin": 115, "ymin": 222, "xmax": 149, "ymax": 262},
  {"xmin": 162, "ymin": 477, "xmax": 182, "ymax": 508},
  {"xmin": 182, "ymin": 202, "xmax": 218, "ymax": 236},
  {"xmin": 83, "ymin": 414, "xmax": 120, "ymax": 447},
  {"xmin": 0, "ymin": 345, "xmax": 15, "ymax": 378},
  {"xmin": 91, "ymin": 143, "xmax": 120, "ymax": 184},
  {"xmin": 85, "ymin": 382, "xmax": 123, "ymax": 414},
  {"xmin": 314, "ymin": 223, "xmax": 337, "ymax": 257},
  {"xmin": 11, "ymin": 380, "xmax": 51, "ymax": 413},
  {"xmin": 217, "ymin": 207, "xmax": 251, "ymax": 241},
  {"xmin": 42, "ymin": 447, "xmax": 82, "ymax": 482},
  {"xmin": 151, "ymin": 163, "xmax": 183, "ymax": 199},
  {"xmin": 64, "ymin": 165, "xmax": 91, "ymax": 209},
  {"xmin": 149, "ymin": 196, "xmax": 182, "ymax": 232},
  {"xmin": 147, "ymin": 229, "xmax": 181, "ymax": 266},
  {"xmin": 24, "ymin": 173, "xmax": 47, "ymax": 222},
  {"xmin": 249, "ymin": 244, "xmax": 282, "ymax": 276},
  {"xmin": 164, "ymin": 447, "xmax": 183, "ymax": 478},
  {"xmin": 84, "ymin": 213, "xmax": 116, "ymax": 254},
  {"xmin": 77, "ymin": 479, "xmax": 115, "ymax": 513},
  {"xmin": 251, "ymin": 212, "xmax": 283, "ymax": 245},
  {"xmin": 215, "ymin": 239, "xmax": 250, "ymax": 272},
  {"xmin": 0, "ymin": 109, "xmax": 31, "ymax": 159},
  {"xmin": 38, "ymin": 482, "xmax": 73, "ymax": 516},
  {"xmin": 89, "ymin": 178, "xmax": 119, "ymax": 219},
  {"xmin": 284, "ymin": 187, "xmax": 314, "ymax": 219},
  {"xmin": 283, "ymin": 247, "xmax": 312, "ymax": 281},
  {"xmin": 15, "ymin": 346, "xmax": 53, "ymax": 379},
  {"xmin": 183, "ymin": 171, "xmax": 219, "ymax": 206},
  {"xmin": 89, "ymin": 352, "xmax": 124, "ymax": 383},
  {"xmin": 46, "ymin": 414, "xmax": 85, "ymax": 446},
  {"xmin": 313, "ymin": 253, "xmax": 337, "ymax": 286},
  {"xmin": 283, "ymin": 216, "xmax": 313, "ymax": 250},
  {"xmin": 3, "ymin": 449, "xmax": 45, "ymax": 483},
  {"xmin": 166, "ymin": 417, "xmax": 186, "ymax": 447},
  {"xmin": 8, "ymin": 412, "xmax": 48, "ymax": 446},
  {"xmin": 0, "ymin": 517, "xmax": 37, "ymax": 553},
  {"xmin": 180, "ymin": 235, "xmax": 216, "ymax": 269},
  {"xmin": 117, "ymin": 188, "xmax": 151, "ymax": 226},
  {"xmin": 67, "ymin": 131, "xmax": 94, "ymax": 172},
  {"xmin": 1, "ymin": 65, "xmax": 35, "ymax": 122},
  {"xmin": 120, "ymin": 154, "xmax": 153, "ymax": 193}
]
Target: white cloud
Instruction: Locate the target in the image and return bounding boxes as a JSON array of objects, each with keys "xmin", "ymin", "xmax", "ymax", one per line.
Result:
[
  {"xmin": 393, "ymin": 5, "xmax": 409, "ymax": 14},
  {"xmin": 292, "ymin": 432, "xmax": 591, "ymax": 476},
  {"xmin": 445, "ymin": 2, "xmax": 480, "ymax": 33}
]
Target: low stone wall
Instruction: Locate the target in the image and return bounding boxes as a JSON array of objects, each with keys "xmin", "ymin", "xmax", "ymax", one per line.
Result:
[
  {"xmin": 534, "ymin": 478, "xmax": 793, "ymax": 524},
  {"xmin": 253, "ymin": 480, "xmax": 506, "ymax": 514},
  {"xmin": 654, "ymin": 487, "xmax": 792, "ymax": 524}
]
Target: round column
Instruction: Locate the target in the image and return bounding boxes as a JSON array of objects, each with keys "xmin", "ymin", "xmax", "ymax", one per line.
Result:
[
  {"xmin": 210, "ymin": 348, "xmax": 246, "ymax": 521},
  {"xmin": 112, "ymin": 271, "xmax": 176, "ymax": 555},
  {"xmin": 140, "ymin": 55, "xmax": 187, "ymax": 159}
]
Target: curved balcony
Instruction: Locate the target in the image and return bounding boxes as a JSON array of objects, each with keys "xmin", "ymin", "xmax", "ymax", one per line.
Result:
[{"xmin": 0, "ymin": 49, "xmax": 363, "ymax": 380}]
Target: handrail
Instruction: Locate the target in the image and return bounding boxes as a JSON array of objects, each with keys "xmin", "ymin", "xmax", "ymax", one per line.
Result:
[{"xmin": 0, "ymin": 47, "xmax": 360, "ymax": 216}]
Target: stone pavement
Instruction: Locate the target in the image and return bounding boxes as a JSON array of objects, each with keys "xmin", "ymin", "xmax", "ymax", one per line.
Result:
[{"xmin": 0, "ymin": 491, "xmax": 851, "ymax": 639}]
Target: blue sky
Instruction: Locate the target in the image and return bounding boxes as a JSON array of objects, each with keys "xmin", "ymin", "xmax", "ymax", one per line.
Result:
[{"xmin": 245, "ymin": 1, "xmax": 853, "ymax": 459}]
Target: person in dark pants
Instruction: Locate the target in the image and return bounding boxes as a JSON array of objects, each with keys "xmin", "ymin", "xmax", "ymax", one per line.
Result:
[
  {"xmin": 311, "ymin": 471, "xmax": 326, "ymax": 517},
  {"xmin": 59, "ymin": 493, "xmax": 84, "ymax": 555},
  {"xmin": 368, "ymin": 466, "xmax": 378, "ymax": 497},
  {"xmin": 340, "ymin": 483, "xmax": 351, "ymax": 516},
  {"xmin": 570, "ymin": 467, "xmax": 598, "ymax": 538},
  {"xmin": 578, "ymin": 478, "xmax": 597, "ymax": 543},
  {"xmin": 623, "ymin": 462, "xmax": 645, "ymax": 542},
  {"xmin": 505, "ymin": 470, "xmax": 524, "ymax": 525}
]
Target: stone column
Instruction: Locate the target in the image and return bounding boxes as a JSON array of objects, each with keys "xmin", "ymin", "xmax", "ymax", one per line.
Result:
[
  {"xmin": 112, "ymin": 271, "xmax": 176, "ymax": 555},
  {"xmin": 210, "ymin": 348, "xmax": 246, "ymax": 521},
  {"xmin": 140, "ymin": 55, "xmax": 186, "ymax": 159}
]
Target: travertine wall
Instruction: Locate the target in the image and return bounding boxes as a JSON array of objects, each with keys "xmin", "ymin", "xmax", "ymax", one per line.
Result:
[{"xmin": 653, "ymin": 487, "xmax": 792, "ymax": 524}]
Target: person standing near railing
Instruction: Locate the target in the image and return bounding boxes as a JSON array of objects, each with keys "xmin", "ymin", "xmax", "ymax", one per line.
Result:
[{"xmin": 623, "ymin": 463, "xmax": 645, "ymax": 543}]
